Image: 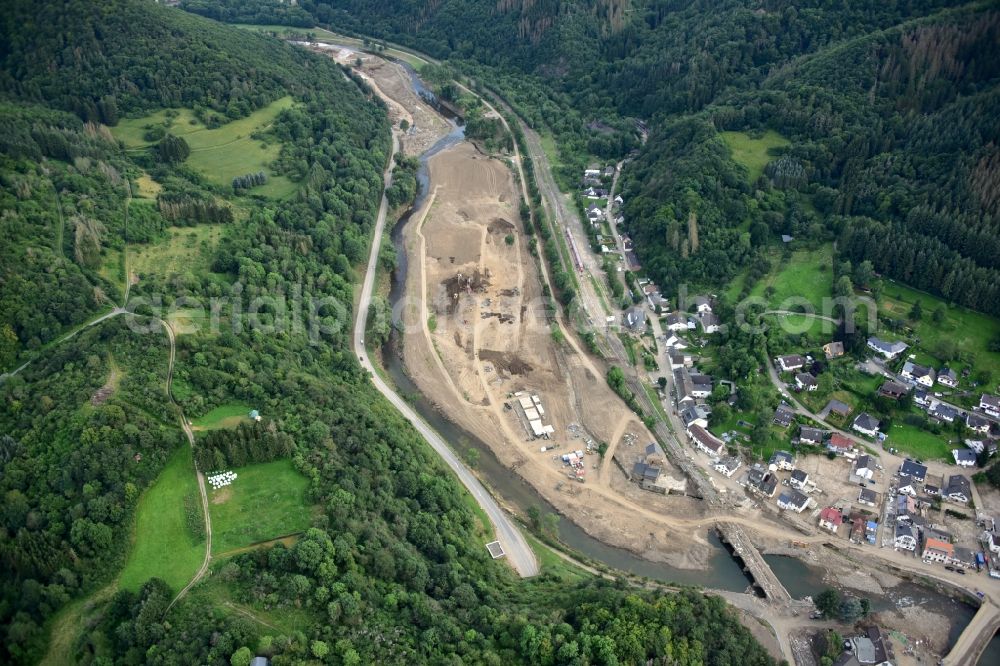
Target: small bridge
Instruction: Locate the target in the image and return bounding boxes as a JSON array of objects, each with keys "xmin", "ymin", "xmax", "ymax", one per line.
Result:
[
  {"xmin": 941, "ymin": 599, "xmax": 1000, "ymax": 666},
  {"xmin": 717, "ymin": 524, "xmax": 792, "ymax": 604}
]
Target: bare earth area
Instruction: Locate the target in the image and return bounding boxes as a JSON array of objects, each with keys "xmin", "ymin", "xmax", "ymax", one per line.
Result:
[{"xmin": 397, "ymin": 141, "xmax": 717, "ymax": 566}]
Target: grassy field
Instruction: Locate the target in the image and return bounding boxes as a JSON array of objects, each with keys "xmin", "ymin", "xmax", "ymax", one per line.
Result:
[
  {"xmin": 188, "ymin": 573, "xmax": 316, "ymax": 637},
  {"xmin": 112, "ymin": 97, "xmax": 297, "ymax": 198},
  {"xmin": 135, "ymin": 172, "xmax": 162, "ymax": 198},
  {"xmin": 191, "ymin": 403, "xmax": 253, "ymax": 431},
  {"xmin": 720, "ymin": 130, "xmax": 791, "ymax": 183},
  {"xmin": 884, "ymin": 422, "xmax": 952, "ymax": 460},
  {"xmin": 119, "ymin": 446, "xmax": 204, "ymax": 592},
  {"xmin": 879, "ymin": 280, "xmax": 1000, "ymax": 383},
  {"xmin": 131, "ymin": 223, "xmax": 225, "ymax": 281},
  {"xmin": 209, "ymin": 459, "xmax": 313, "ymax": 555},
  {"xmin": 750, "ymin": 246, "xmax": 834, "ymax": 312}
]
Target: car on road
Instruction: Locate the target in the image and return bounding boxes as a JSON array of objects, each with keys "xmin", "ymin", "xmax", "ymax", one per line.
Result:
[{"xmin": 956, "ymin": 569, "xmax": 966, "ymax": 575}]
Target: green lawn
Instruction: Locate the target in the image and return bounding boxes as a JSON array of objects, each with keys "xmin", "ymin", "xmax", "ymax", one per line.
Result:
[
  {"xmin": 191, "ymin": 403, "xmax": 254, "ymax": 431},
  {"xmin": 209, "ymin": 459, "xmax": 313, "ymax": 554},
  {"xmin": 119, "ymin": 446, "xmax": 204, "ymax": 592},
  {"xmin": 112, "ymin": 97, "xmax": 297, "ymax": 198},
  {"xmin": 884, "ymin": 422, "xmax": 952, "ymax": 460},
  {"xmin": 879, "ymin": 280, "xmax": 1000, "ymax": 383},
  {"xmin": 131, "ymin": 223, "xmax": 225, "ymax": 282},
  {"xmin": 750, "ymin": 246, "xmax": 834, "ymax": 312},
  {"xmin": 720, "ymin": 130, "xmax": 791, "ymax": 183}
]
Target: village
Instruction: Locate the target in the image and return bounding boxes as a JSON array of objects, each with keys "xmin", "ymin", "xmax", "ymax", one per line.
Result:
[{"xmin": 571, "ymin": 162, "xmax": 1000, "ymax": 665}]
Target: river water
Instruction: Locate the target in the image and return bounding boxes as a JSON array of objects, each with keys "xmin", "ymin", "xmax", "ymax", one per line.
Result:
[{"xmin": 365, "ymin": 49, "xmax": 984, "ymax": 654}]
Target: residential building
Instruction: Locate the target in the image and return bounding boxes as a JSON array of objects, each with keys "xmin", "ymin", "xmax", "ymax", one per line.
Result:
[
  {"xmin": 853, "ymin": 454, "xmax": 875, "ymax": 481},
  {"xmin": 878, "ymin": 381, "xmax": 908, "ymax": 400},
  {"xmin": 858, "ymin": 488, "xmax": 878, "ymax": 507},
  {"xmin": 692, "ymin": 295, "xmax": 713, "ymax": 314},
  {"xmin": 827, "ymin": 433, "xmax": 855, "ymax": 455},
  {"xmin": 938, "ymin": 368, "xmax": 958, "ymax": 388},
  {"xmin": 867, "ymin": 336, "xmax": 908, "ymax": 359},
  {"xmin": 795, "ymin": 373, "xmax": 818, "ymax": 391},
  {"xmin": 777, "ymin": 354, "xmax": 806, "ymax": 372},
  {"xmin": 679, "ymin": 404, "xmax": 709, "ymax": 431},
  {"xmin": 790, "ymin": 468, "xmax": 809, "ymax": 490},
  {"xmin": 689, "ymin": 373, "xmax": 713, "ymax": 398},
  {"xmin": 698, "ymin": 312, "xmax": 721, "ymax": 334},
  {"xmin": 688, "ymin": 424, "xmax": 724, "ymax": 459},
  {"xmin": 826, "ymin": 399, "xmax": 852, "ymax": 418},
  {"xmin": 799, "ymin": 426, "xmax": 825, "ymax": 446},
  {"xmin": 623, "ymin": 306, "xmax": 646, "ymax": 332},
  {"xmin": 897, "ymin": 479, "xmax": 918, "ymax": 497},
  {"xmin": 896, "ymin": 494, "xmax": 917, "ymax": 523},
  {"xmin": 664, "ymin": 312, "xmax": 689, "ymax": 332},
  {"xmin": 922, "ymin": 537, "xmax": 954, "ymax": 563},
  {"xmin": 965, "ymin": 438, "xmax": 987, "ymax": 455},
  {"xmin": 894, "ymin": 524, "xmax": 917, "ymax": 551},
  {"xmin": 773, "ymin": 405, "xmax": 795, "ymax": 428},
  {"xmin": 945, "ymin": 475, "xmax": 971, "ymax": 503},
  {"xmin": 746, "ymin": 464, "xmax": 778, "ymax": 497},
  {"xmin": 778, "ymin": 489, "xmax": 810, "ymax": 512},
  {"xmin": 931, "ymin": 403, "xmax": 958, "ymax": 423},
  {"xmin": 852, "ymin": 412, "xmax": 881, "ymax": 438},
  {"xmin": 823, "ymin": 341, "xmax": 845, "ymax": 359},
  {"xmin": 981, "ymin": 394, "xmax": 1000, "ymax": 418},
  {"xmin": 865, "ymin": 520, "xmax": 878, "ymax": 544},
  {"xmin": 966, "ymin": 412, "xmax": 991, "ymax": 434},
  {"xmin": 899, "ymin": 459, "xmax": 928, "ymax": 482},
  {"xmin": 819, "ymin": 507, "xmax": 843, "ymax": 533},
  {"xmin": 769, "ymin": 450, "xmax": 795, "ymax": 471},
  {"xmin": 952, "ymin": 448, "xmax": 977, "ymax": 468},
  {"xmin": 673, "ymin": 368, "xmax": 696, "ymax": 406},
  {"xmin": 951, "ymin": 546, "xmax": 977, "ymax": 569},
  {"xmin": 714, "ymin": 456, "xmax": 741, "ymax": 478},
  {"xmin": 914, "ymin": 389, "xmax": 931, "ymax": 407},
  {"xmin": 901, "ymin": 361, "xmax": 935, "ymax": 387}
]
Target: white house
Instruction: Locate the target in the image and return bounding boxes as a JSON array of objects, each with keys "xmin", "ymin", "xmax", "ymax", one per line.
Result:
[
  {"xmin": 664, "ymin": 312, "xmax": 689, "ymax": 332},
  {"xmin": 769, "ymin": 450, "xmax": 795, "ymax": 472},
  {"xmin": 981, "ymin": 394, "xmax": 1000, "ymax": 418},
  {"xmin": 688, "ymin": 424, "xmax": 724, "ymax": 459},
  {"xmin": 795, "ymin": 373, "xmax": 818, "ymax": 391},
  {"xmin": 897, "ymin": 481, "xmax": 918, "ymax": 497},
  {"xmin": 894, "ymin": 524, "xmax": 917, "ymax": 551},
  {"xmin": 922, "ymin": 537, "xmax": 954, "ymax": 563},
  {"xmin": 799, "ymin": 427, "xmax": 825, "ymax": 446},
  {"xmin": 714, "ymin": 456, "xmax": 741, "ymax": 478},
  {"xmin": 777, "ymin": 489, "xmax": 810, "ymax": 513},
  {"xmin": 938, "ymin": 368, "xmax": 958, "ymax": 388},
  {"xmin": 901, "ymin": 361, "xmax": 935, "ymax": 387},
  {"xmin": 966, "ymin": 413, "xmax": 991, "ymax": 434},
  {"xmin": 852, "ymin": 413, "xmax": 881, "ymax": 438},
  {"xmin": 952, "ymin": 449, "xmax": 977, "ymax": 468},
  {"xmin": 692, "ymin": 296, "xmax": 713, "ymax": 314},
  {"xmin": 777, "ymin": 354, "xmax": 806, "ymax": 372},
  {"xmin": 698, "ymin": 312, "xmax": 721, "ymax": 334},
  {"xmin": 853, "ymin": 454, "xmax": 875, "ymax": 481},
  {"xmin": 790, "ymin": 469, "xmax": 809, "ymax": 490},
  {"xmin": 945, "ymin": 475, "xmax": 971, "ymax": 503},
  {"xmin": 818, "ymin": 507, "xmax": 842, "ymax": 533},
  {"xmin": 867, "ymin": 336, "xmax": 908, "ymax": 359}
]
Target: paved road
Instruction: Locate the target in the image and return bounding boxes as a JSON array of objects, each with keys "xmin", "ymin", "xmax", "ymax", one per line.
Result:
[{"xmin": 353, "ymin": 131, "xmax": 539, "ymax": 577}]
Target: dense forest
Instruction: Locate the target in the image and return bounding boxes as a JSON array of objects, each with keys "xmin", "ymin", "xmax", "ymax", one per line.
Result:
[
  {"xmin": 0, "ymin": 1, "xmax": 776, "ymax": 664},
  {"xmin": 188, "ymin": 0, "xmax": 1000, "ymax": 315}
]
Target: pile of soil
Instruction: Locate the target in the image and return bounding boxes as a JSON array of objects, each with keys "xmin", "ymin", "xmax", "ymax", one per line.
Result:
[
  {"xmin": 442, "ymin": 269, "xmax": 491, "ymax": 313},
  {"xmin": 479, "ymin": 350, "xmax": 532, "ymax": 375},
  {"xmin": 487, "ymin": 217, "xmax": 515, "ymax": 234}
]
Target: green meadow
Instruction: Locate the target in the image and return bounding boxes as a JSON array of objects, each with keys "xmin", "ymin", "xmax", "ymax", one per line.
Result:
[
  {"xmin": 191, "ymin": 403, "xmax": 254, "ymax": 431},
  {"xmin": 119, "ymin": 446, "xmax": 204, "ymax": 592},
  {"xmin": 721, "ymin": 129, "xmax": 791, "ymax": 183}
]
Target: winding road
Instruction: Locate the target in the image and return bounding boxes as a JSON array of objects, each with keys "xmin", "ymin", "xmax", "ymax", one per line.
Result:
[{"xmin": 353, "ymin": 131, "xmax": 539, "ymax": 577}]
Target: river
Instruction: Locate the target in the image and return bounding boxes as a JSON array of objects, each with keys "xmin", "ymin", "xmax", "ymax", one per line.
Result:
[{"xmin": 362, "ymin": 47, "xmax": 985, "ymax": 655}]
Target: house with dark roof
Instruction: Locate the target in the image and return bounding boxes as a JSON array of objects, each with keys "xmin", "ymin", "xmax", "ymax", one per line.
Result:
[
  {"xmin": 826, "ymin": 399, "xmax": 852, "ymax": 418},
  {"xmin": 698, "ymin": 312, "xmax": 721, "ymax": 333},
  {"xmin": 778, "ymin": 489, "xmax": 810, "ymax": 512},
  {"xmin": 777, "ymin": 354, "xmax": 806, "ymax": 372},
  {"xmin": 679, "ymin": 404, "xmax": 709, "ymax": 430},
  {"xmin": 790, "ymin": 468, "xmax": 809, "ymax": 490},
  {"xmin": 938, "ymin": 367, "xmax": 958, "ymax": 388},
  {"xmin": 896, "ymin": 494, "xmax": 917, "ymax": 523},
  {"xmin": 867, "ymin": 336, "xmax": 907, "ymax": 359},
  {"xmin": 623, "ymin": 306, "xmax": 646, "ymax": 332},
  {"xmin": 852, "ymin": 413, "xmax": 881, "ymax": 438},
  {"xmin": 914, "ymin": 389, "xmax": 931, "ymax": 407},
  {"xmin": 664, "ymin": 311, "xmax": 689, "ymax": 332},
  {"xmin": 799, "ymin": 426, "xmax": 825, "ymax": 446},
  {"xmin": 852, "ymin": 454, "xmax": 875, "ymax": 481},
  {"xmin": 895, "ymin": 524, "xmax": 917, "ymax": 551},
  {"xmin": 931, "ymin": 403, "xmax": 958, "ymax": 423},
  {"xmin": 952, "ymin": 448, "xmax": 977, "ymax": 468},
  {"xmin": 878, "ymin": 380, "xmax": 908, "ymax": 400},
  {"xmin": 945, "ymin": 475, "xmax": 971, "ymax": 503},
  {"xmin": 899, "ymin": 459, "xmax": 928, "ymax": 482},
  {"xmin": 858, "ymin": 488, "xmax": 878, "ymax": 507},
  {"xmin": 966, "ymin": 412, "xmax": 991, "ymax": 434},
  {"xmin": 688, "ymin": 424, "xmax": 724, "ymax": 458},
  {"xmin": 769, "ymin": 450, "xmax": 795, "ymax": 471},
  {"xmin": 773, "ymin": 405, "xmax": 795, "ymax": 428},
  {"xmin": 901, "ymin": 361, "xmax": 935, "ymax": 387},
  {"xmin": 795, "ymin": 373, "xmax": 818, "ymax": 391},
  {"xmin": 746, "ymin": 464, "xmax": 778, "ymax": 497},
  {"xmin": 981, "ymin": 394, "xmax": 1000, "ymax": 418}
]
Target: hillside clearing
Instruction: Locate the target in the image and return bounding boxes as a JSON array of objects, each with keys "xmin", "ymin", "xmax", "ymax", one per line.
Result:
[
  {"xmin": 192, "ymin": 403, "xmax": 253, "ymax": 431},
  {"xmin": 720, "ymin": 130, "xmax": 790, "ymax": 183}
]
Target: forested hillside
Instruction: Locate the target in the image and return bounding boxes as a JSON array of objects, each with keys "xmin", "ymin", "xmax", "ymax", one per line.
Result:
[
  {"xmin": 190, "ymin": 0, "xmax": 1000, "ymax": 315},
  {"xmin": 0, "ymin": 1, "xmax": 775, "ymax": 664}
]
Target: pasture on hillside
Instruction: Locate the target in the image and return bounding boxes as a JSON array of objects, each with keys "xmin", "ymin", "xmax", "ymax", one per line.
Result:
[
  {"xmin": 750, "ymin": 246, "xmax": 835, "ymax": 314},
  {"xmin": 111, "ymin": 97, "xmax": 297, "ymax": 198},
  {"xmin": 208, "ymin": 459, "xmax": 313, "ymax": 555},
  {"xmin": 720, "ymin": 129, "xmax": 790, "ymax": 183},
  {"xmin": 130, "ymin": 223, "xmax": 225, "ymax": 283},
  {"xmin": 119, "ymin": 446, "xmax": 204, "ymax": 592},
  {"xmin": 191, "ymin": 403, "xmax": 254, "ymax": 431}
]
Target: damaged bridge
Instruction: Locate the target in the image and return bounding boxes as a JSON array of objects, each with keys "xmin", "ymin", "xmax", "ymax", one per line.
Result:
[{"xmin": 717, "ymin": 524, "xmax": 792, "ymax": 604}]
